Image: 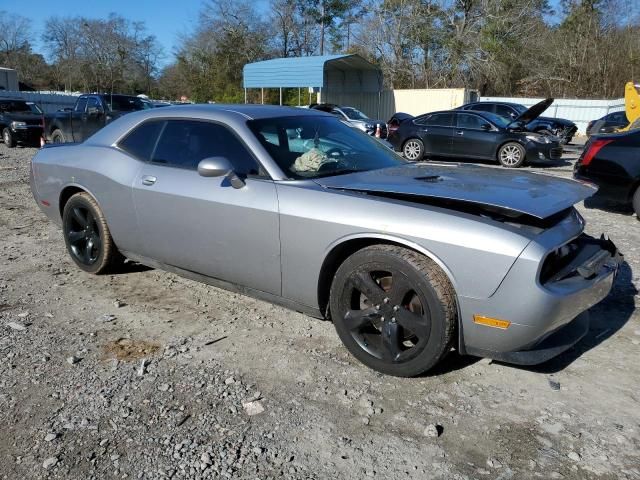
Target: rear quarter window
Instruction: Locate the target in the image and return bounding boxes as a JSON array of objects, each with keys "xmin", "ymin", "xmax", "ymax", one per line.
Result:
[{"xmin": 118, "ymin": 120, "xmax": 165, "ymax": 161}]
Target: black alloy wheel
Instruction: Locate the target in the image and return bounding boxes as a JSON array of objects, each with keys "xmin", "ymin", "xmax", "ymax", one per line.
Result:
[
  {"xmin": 62, "ymin": 192, "xmax": 123, "ymax": 274},
  {"xmin": 66, "ymin": 205, "xmax": 101, "ymax": 265},
  {"xmin": 330, "ymin": 245, "xmax": 456, "ymax": 377}
]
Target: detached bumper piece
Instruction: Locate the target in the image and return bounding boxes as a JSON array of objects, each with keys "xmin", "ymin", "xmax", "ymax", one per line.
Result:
[
  {"xmin": 540, "ymin": 234, "xmax": 622, "ymax": 285},
  {"xmin": 466, "ymin": 234, "xmax": 622, "ymax": 365},
  {"xmin": 467, "ymin": 311, "xmax": 590, "ymax": 365}
]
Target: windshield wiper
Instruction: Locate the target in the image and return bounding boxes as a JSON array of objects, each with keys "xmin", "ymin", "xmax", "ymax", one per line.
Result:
[{"xmin": 315, "ymin": 168, "xmax": 366, "ymax": 178}]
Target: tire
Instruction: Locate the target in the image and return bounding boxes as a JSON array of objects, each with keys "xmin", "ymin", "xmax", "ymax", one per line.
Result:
[
  {"xmin": 497, "ymin": 142, "xmax": 526, "ymax": 168},
  {"xmin": 51, "ymin": 129, "xmax": 65, "ymax": 143},
  {"xmin": 402, "ymin": 138, "xmax": 424, "ymax": 161},
  {"xmin": 62, "ymin": 192, "xmax": 123, "ymax": 274},
  {"xmin": 329, "ymin": 245, "xmax": 457, "ymax": 377},
  {"xmin": 3, "ymin": 128, "xmax": 16, "ymax": 148},
  {"xmin": 633, "ymin": 187, "xmax": 640, "ymax": 219}
]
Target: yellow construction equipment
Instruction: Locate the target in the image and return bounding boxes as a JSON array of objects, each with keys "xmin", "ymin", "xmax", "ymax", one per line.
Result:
[{"xmin": 621, "ymin": 82, "xmax": 640, "ymax": 131}]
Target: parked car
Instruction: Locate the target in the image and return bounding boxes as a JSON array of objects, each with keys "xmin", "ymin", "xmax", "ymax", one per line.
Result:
[
  {"xmin": 458, "ymin": 99, "xmax": 577, "ymax": 144},
  {"xmin": 389, "ymin": 99, "xmax": 563, "ymax": 168},
  {"xmin": 574, "ymin": 127, "xmax": 640, "ymax": 216},
  {"xmin": 309, "ymin": 103, "xmax": 388, "ymax": 138},
  {"xmin": 0, "ymin": 97, "xmax": 44, "ymax": 147},
  {"xmin": 30, "ymin": 105, "xmax": 622, "ymax": 377},
  {"xmin": 586, "ymin": 111, "xmax": 628, "ymax": 136},
  {"xmin": 45, "ymin": 93, "xmax": 153, "ymax": 143}
]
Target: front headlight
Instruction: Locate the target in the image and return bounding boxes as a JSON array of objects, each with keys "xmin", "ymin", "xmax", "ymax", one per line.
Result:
[
  {"xmin": 10, "ymin": 121, "xmax": 27, "ymax": 130},
  {"xmin": 525, "ymin": 134, "xmax": 551, "ymax": 144}
]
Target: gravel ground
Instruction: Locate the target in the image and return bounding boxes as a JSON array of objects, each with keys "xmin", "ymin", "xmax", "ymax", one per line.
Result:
[{"xmin": 1, "ymin": 142, "xmax": 639, "ymax": 480}]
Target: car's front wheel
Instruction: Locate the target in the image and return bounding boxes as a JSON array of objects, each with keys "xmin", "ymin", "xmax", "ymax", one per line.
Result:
[
  {"xmin": 3, "ymin": 128, "xmax": 16, "ymax": 148},
  {"xmin": 329, "ymin": 245, "xmax": 456, "ymax": 377},
  {"xmin": 498, "ymin": 142, "xmax": 526, "ymax": 168},
  {"xmin": 402, "ymin": 138, "xmax": 424, "ymax": 161},
  {"xmin": 62, "ymin": 192, "xmax": 123, "ymax": 274}
]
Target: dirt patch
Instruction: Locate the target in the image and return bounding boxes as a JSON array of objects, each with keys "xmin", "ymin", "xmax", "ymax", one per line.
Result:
[{"xmin": 102, "ymin": 338, "xmax": 160, "ymax": 361}]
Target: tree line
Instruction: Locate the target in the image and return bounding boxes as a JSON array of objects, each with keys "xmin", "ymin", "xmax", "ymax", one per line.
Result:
[{"xmin": 1, "ymin": 0, "xmax": 638, "ymax": 102}]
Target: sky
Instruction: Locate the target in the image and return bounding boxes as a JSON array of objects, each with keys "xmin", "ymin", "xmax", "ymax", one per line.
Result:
[{"xmin": 1, "ymin": 0, "xmax": 221, "ymax": 65}]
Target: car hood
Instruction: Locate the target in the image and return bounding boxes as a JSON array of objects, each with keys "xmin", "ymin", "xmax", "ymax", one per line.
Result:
[
  {"xmin": 511, "ymin": 98, "xmax": 553, "ymax": 126},
  {"xmin": 5, "ymin": 112, "xmax": 43, "ymax": 125},
  {"xmin": 313, "ymin": 163, "xmax": 596, "ymax": 220}
]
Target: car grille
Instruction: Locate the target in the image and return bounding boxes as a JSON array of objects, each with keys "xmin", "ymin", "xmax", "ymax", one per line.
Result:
[{"xmin": 550, "ymin": 147, "xmax": 563, "ymax": 159}]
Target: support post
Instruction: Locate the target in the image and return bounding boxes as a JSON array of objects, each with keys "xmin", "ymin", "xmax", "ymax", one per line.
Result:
[
  {"xmin": 244, "ymin": 88, "xmax": 247, "ymax": 104},
  {"xmin": 298, "ymin": 87, "xmax": 301, "ymax": 106},
  {"xmin": 279, "ymin": 87, "xmax": 282, "ymax": 106},
  {"xmin": 261, "ymin": 88, "xmax": 264, "ymax": 105}
]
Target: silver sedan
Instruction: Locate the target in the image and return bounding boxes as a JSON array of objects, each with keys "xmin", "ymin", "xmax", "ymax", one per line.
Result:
[{"xmin": 30, "ymin": 105, "xmax": 622, "ymax": 376}]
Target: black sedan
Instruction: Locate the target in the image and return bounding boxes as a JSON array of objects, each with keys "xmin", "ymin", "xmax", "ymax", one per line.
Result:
[
  {"xmin": 388, "ymin": 105, "xmax": 563, "ymax": 168},
  {"xmin": 457, "ymin": 100, "xmax": 577, "ymax": 144},
  {"xmin": 0, "ymin": 97, "xmax": 44, "ymax": 147},
  {"xmin": 574, "ymin": 128, "xmax": 640, "ymax": 216},
  {"xmin": 586, "ymin": 111, "xmax": 628, "ymax": 136}
]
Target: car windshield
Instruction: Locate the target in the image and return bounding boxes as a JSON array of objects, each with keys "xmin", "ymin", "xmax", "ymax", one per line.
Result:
[
  {"xmin": 248, "ymin": 116, "xmax": 405, "ymax": 179},
  {"xmin": 341, "ymin": 107, "xmax": 369, "ymax": 121},
  {"xmin": 102, "ymin": 95, "xmax": 153, "ymax": 112},
  {"xmin": 0, "ymin": 100, "xmax": 42, "ymax": 114}
]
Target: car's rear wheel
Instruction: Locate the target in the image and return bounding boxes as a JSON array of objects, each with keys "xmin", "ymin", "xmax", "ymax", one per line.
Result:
[
  {"xmin": 62, "ymin": 192, "xmax": 123, "ymax": 274},
  {"xmin": 403, "ymin": 138, "xmax": 424, "ymax": 161},
  {"xmin": 51, "ymin": 129, "xmax": 65, "ymax": 143},
  {"xmin": 498, "ymin": 142, "xmax": 525, "ymax": 168},
  {"xmin": 3, "ymin": 128, "xmax": 16, "ymax": 148},
  {"xmin": 329, "ymin": 245, "xmax": 456, "ymax": 377}
]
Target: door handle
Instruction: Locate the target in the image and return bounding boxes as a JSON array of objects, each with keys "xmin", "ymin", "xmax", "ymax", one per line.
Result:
[
  {"xmin": 141, "ymin": 175, "xmax": 157, "ymax": 186},
  {"xmin": 456, "ymin": 130, "xmax": 464, "ymax": 136}
]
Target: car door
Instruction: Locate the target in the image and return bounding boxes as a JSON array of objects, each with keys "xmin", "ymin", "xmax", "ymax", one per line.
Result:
[
  {"xmin": 82, "ymin": 96, "xmax": 106, "ymax": 140},
  {"xmin": 414, "ymin": 112, "xmax": 454, "ymax": 156},
  {"xmin": 71, "ymin": 96, "xmax": 88, "ymax": 142},
  {"xmin": 130, "ymin": 118, "xmax": 281, "ymax": 295},
  {"xmin": 451, "ymin": 112, "xmax": 499, "ymax": 159}
]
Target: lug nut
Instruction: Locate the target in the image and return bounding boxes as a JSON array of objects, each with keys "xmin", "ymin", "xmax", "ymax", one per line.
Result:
[
  {"xmin": 383, "ymin": 297, "xmax": 390, "ymax": 304},
  {"xmin": 391, "ymin": 317, "xmax": 396, "ymax": 323},
  {"xmin": 380, "ymin": 316, "xmax": 385, "ymax": 321},
  {"xmin": 393, "ymin": 305, "xmax": 399, "ymax": 311}
]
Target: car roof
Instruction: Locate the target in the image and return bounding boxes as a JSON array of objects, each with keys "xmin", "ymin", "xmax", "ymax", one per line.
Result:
[
  {"xmin": 143, "ymin": 103, "xmax": 331, "ymax": 120},
  {"xmin": 466, "ymin": 101, "xmax": 522, "ymax": 108}
]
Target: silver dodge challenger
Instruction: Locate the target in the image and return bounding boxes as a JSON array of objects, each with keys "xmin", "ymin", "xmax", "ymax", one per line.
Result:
[{"xmin": 30, "ymin": 105, "xmax": 622, "ymax": 377}]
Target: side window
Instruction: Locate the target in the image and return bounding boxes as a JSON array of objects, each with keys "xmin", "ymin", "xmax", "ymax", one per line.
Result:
[
  {"xmin": 86, "ymin": 97, "xmax": 102, "ymax": 113},
  {"xmin": 495, "ymin": 104, "xmax": 517, "ymax": 118},
  {"xmin": 472, "ymin": 103, "xmax": 494, "ymax": 113},
  {"xmin": 424, "ymin": 113, "xmax": 453, "ymax": 127},
  {"xmin": 151, "ymin": 120, "xmax": 262, "ymax": 175},
  {"xmin": 75, "ymin": 97, "xmax": 88, "ymax": 113},
  {"xmin": 457, "ymin": 113, "xmax": 486, "ymax": 129},
  {"xmin": 119, "ymin": 120, "xmax": 165, "ymax": 161},
  {"xmin": 612, "ymin": 112, "xmax": 625, "ymax": 123}
]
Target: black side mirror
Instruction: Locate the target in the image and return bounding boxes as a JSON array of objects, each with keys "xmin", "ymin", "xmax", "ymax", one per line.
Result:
[
  {"xmin": 87, "ymin": 106, "xmax": 103, "ymax": 115},
  {"xmin": 197, "ymin": 157, "xmax": 245, "ymax": 189},
  {"xmin": 480, "ymin": 123, "xmax": 492, "ymax": 131}
]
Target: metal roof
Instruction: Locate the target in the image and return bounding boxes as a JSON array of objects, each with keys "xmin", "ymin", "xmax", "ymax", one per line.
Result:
[{"xmin": 243, "ymin": 54, "xmax": 380, "ymax": 89}]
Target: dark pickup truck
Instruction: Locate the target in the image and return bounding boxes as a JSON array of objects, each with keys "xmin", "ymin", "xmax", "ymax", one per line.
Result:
[
  {"xmin": 0, "ymin": 97, "xmax": 44, "ymax": 147},
  {"xmin": 45, "ymin": 94, "xmax": 153, "ymax": 143}
]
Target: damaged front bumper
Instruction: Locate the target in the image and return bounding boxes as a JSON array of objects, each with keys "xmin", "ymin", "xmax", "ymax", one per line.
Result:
[{"xmin": 460, "ymin": 233, "xmax": 623, "ymax": 365}]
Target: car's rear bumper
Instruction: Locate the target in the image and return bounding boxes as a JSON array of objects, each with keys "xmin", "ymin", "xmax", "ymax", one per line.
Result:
[{"xmin": 459, "ymin": 231, "xmax": 622, "ymax": 364}]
